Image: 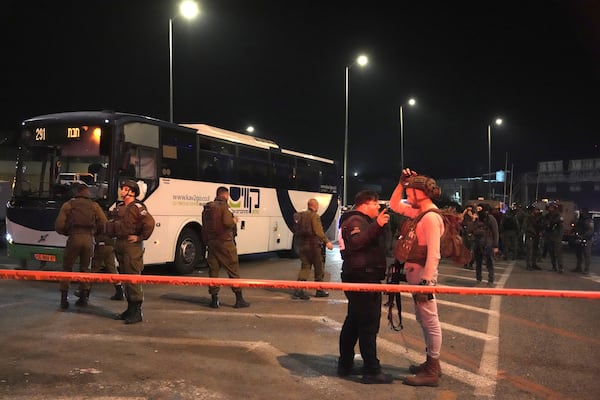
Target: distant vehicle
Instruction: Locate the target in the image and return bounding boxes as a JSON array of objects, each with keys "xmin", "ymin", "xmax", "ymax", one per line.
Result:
[
  {"xmin": 564, "ymin": 209, "xmax": 600, "ymax": 252},
  {"xmin": 6, "ymin": 111, "xmax": 340, "ymax": 273},
  {"xmin": 57, "ymin": 172, "xmax": 95, "ymax": 186}
]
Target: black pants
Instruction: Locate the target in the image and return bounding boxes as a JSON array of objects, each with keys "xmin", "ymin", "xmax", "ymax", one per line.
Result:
[
  {"xmin": 474, "ymin": 244, "xmax": 494, "ymax": 283},
  {"xmin": 339, "ymin": 272, "xmax": 382, "ymax": 374}
]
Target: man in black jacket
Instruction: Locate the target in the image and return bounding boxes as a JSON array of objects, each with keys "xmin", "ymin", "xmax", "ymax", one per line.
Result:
[{"xmin": 337, "ymin": 190, "xmax": 393, "ymax": 384}]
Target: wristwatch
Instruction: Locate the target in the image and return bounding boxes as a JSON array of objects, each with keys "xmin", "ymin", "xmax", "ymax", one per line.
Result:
[{"xmin": 419, "ymin": 279, "xmax": 436, "ymax": 286}]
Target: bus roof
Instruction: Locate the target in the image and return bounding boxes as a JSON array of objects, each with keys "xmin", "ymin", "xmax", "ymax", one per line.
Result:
[
  {"xmin": 183, "ymin": 123, "xmax": 335, "ymax": 164},
  {"xmin": 182, "ymin": 123, "xmax": 279, "ymax": 150},
  {"xmin": 281, "ymin": 148, "xmax": 334, "ymax": 164}
]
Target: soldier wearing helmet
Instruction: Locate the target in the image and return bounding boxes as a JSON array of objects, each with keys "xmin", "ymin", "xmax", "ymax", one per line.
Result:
[
  {"xmin": 464, "ymin": 203, "xmax": 499, "ymax": 286},
  {"xmin": 522, "ymin": 205, "xmax": 543, "ymax": 270},
  {"xmin": 105, "ymin": 179, "xmax": 155, "ymax": 324},
  {"xmin": 54, "ymin": 183, "xmax": 107, "ymax": 309},
  {"xmin": 389, "ymin": 168, "xmax": 444, "ymax": 387},
  {"xmin": 543, "ymin": 202, "xmax": 564, "ymax": 273}
]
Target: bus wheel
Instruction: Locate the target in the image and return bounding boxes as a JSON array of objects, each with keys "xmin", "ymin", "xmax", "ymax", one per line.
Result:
[{"xmin": 173, "ymin": 228, "xmax": 202, "ymax": 275}]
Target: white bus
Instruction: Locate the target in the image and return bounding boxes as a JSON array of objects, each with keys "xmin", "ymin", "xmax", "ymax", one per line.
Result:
[{"xmin": 6, "ymin": 111, "xmax": 340, "ymax": 274}]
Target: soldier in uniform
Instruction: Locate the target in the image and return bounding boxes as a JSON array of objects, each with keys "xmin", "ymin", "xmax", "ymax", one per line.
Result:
[
  {"xmin": 292, "ymin": 198, "xmax": 334, "ymax": 300},
  {"xmin": 202, "ymin": 186, "xmax": 250, "ymax": 309},
  {"xmin": 90, "ymin": 223, "xmax": 124, "ymax": 301},
  {"xmin": 106, "ymin": 180, "xmax": 155, "ymax": 324},
  {"xmin": 573, "ymin": 208, "xmax": 593, "ymax": 274},
  {"xmin": 543, "ymin": 203, "xmax": 564, "ymax": 273},
  {"xmin": 523, "ymin": 206, "xmax": 543, "ymax": 271},
  {"xmin": 54, "ymin": 183, "xmax": 107, "ymax": 309}
]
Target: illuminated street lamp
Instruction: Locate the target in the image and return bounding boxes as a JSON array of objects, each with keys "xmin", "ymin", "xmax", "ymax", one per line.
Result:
[
  {"xmin": 487, "ymin": 118, "xmax": 503, "ymax": 198},
  {"xmin": 399, "ymin": 97, "xmax": 416, "ymax": 170},
  {"xmin": 246, "ymin": 126, "xmax": 255, "ymax": 134},
  {"xmin": 343, "ymin": 54, "xmax": 368, "ymax": 205},
  {"xmin": 169, "ymin": 0, "xmax": 200, "ymax": 123}
]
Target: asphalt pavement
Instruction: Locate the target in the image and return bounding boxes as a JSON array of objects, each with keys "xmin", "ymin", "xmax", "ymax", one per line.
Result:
[{"xmin": 0, "ymin": 245, "xmax": 598, "ymax": 400}]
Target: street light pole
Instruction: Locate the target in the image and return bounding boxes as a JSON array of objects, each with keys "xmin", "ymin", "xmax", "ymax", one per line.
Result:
[
  {"xmin": 487, "ymin": 118, "xmax": 503, "ymax": 199},
  {"xmin": 343, "ymin": 66, "xmax": 349, "ymax": 206},
  {"xmin": 400, "ymin": 105, "xmax": 404, "ymax": 171},
  {"xmin": 342, "ymin": 55, "xmax": 368, "ymax": 206},
  {"xmin": 399, "ymin": 98, "xmax": 416, "ymax": 171},
  {"xmin": 169, "ymin": 17, "xmax": 174, "ymax": 123},
  {"xmin": 168, "ymin": 0, "xmax": 200, "ymax": 123},
  {"xmin": 487, "ymin": 123, "xmax": 492, "ymax": 199}
]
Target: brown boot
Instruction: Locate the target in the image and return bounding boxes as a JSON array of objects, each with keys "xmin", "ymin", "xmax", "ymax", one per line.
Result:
[
  {"xmin": 408, "ymin": 355, "xmax": 442, "ymax": 377},
  {"xmin": 403, "ymin": 357, "xmax": 441, "ymax": 387}
]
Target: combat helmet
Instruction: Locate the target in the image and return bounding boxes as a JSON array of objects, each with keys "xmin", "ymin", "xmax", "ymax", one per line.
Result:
[
  {"xmin": 404, "ymin": 175, "xmax": 441, "ymax": 199},
  {"xmin": 120, "ymin": 179, "xmax": 139, "ymax": 197}
]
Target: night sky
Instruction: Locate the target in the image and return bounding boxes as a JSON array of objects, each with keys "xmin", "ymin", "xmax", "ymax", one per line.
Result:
[{"xmin": 2, "ymin": 0, "xmax": 599, "ymax": 181}]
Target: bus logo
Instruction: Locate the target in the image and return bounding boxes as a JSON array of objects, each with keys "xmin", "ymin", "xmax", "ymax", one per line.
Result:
[{"xmin": 228, "ymin": 186, "xmax": 260, "ymax": 214}]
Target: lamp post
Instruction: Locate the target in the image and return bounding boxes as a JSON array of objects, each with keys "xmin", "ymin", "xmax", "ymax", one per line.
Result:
[
  {"xmin": 399, "ymin": 98, "xmax": 416, "ymax": 171},
  {"xmin": 169, "ymin": 0, "xmax": 200, "ymax": 123},
  {"xmin": 343, "ymin": 54, "xmax": 368, "ymax": 206},
  {"xmin": 487, "ymin": 118, "xmax": 503, "ymax": 199}
]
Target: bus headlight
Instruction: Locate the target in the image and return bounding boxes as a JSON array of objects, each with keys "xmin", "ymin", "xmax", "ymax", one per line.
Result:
[{"xmin": 5, "ymin": 233, "xmax": 13, "ymax": 244}]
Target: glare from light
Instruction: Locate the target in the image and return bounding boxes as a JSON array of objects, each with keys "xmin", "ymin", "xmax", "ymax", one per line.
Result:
[
  {"xmin": 353, "ymin": 172, "xmax": 358, "ymax": 177},
  {"xmin": 408, "ymin": 98, "xmax": 416, "ymax": 106},
  {"xmin": 93, "ymin": 127, "xmax": 102, "ymax": 140},
  {"xmin": 246, "ymin": 126, "xmax": 255, "ymax": 134},
  {"xmin": 357, "ymin": 55, "xmax": 368, "ymax": 67},
  {"xmin": 495, "ymin": 118, "xmax": 503, "ymax": 126},
  {"xmin": 180, "ymin": 0, "xmax": 200, "ymax": 19}
]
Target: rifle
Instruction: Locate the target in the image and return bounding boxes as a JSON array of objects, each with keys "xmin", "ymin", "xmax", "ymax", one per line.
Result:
[{"xmin": 385, "ymin": 259, "xmax": 406, "ymax": 331}]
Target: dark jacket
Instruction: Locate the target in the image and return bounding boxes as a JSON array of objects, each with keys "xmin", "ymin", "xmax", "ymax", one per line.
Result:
[
  {"xmin": 575, "ymin": 213, "xmax": 594, "ymax": 240},
  {"xmin": 465, "ymin": 213, "xmax": 499, "ymax": 248},
  {"xmin": 339, "ymin": 210, "xmax": 386, "ymax": 279}
]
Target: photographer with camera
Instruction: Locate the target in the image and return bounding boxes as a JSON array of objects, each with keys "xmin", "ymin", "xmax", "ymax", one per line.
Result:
[{"xmin": 389, "ymin": 168, "xmax": 444, "ymax": 387}]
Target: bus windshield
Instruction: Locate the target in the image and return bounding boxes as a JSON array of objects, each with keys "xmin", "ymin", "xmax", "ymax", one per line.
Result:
[{"xmin": 14, "ymin": 126, "xmax": 109, "ymax": 202}]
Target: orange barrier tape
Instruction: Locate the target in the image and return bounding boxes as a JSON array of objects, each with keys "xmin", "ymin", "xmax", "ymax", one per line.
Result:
[{"xmin": 1, "ymin": 269, "xmax": 599, "ymax": 299}]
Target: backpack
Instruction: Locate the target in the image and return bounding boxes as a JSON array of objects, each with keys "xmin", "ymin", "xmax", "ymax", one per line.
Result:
[
  {"xmin": 293, "ymin": 211, "xmax": 312, "ymax": 237},
  {"xmin": 55, "ymin": 197, "xmax": 96, "ymax": 235},
  {"xmin": 394, "ymin": 209, "xmax": 472, "ymax": 266},
  {"xmin": 201, "ymin": 201, "xmax": 224, "ymax": 242}
]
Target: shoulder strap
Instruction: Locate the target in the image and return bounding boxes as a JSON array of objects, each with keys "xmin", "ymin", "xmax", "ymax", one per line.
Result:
[{"xmin": 414, "ymin": 208, "xmax": 440, "ymax": 223}]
